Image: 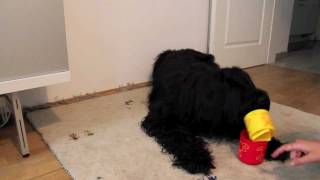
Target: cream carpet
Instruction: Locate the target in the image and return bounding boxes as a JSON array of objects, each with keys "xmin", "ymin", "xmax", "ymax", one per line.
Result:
[{"xmin": 28, "ymin": 87, "xmax": 320, "ymax": 180}]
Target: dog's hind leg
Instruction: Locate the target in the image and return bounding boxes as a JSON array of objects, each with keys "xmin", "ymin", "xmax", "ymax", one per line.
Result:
[
  {"xmin": 265, "ymin": 137, "xmax": 289, "ymax": 162},
  {"xmin": 141, "ymin": 114, "xmax": 215, "ymax": 175}
]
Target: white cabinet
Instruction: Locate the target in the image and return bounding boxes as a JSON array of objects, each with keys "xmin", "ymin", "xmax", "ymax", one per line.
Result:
[
  {"xmin": 0, "ymin": 0, "xmax": 69, "ymax": 83},
  {"xmin": 0, "ymin": 0, "xmax": 70, "ymax": 157},
  {"xmin": 0, "ymin": 0, "xmax": 70, "ymax": 94}
]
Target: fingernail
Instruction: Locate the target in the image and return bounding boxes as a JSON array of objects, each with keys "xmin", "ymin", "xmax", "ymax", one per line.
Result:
[{"xmin": 290, "ymin": 162, "xmax": 295, "ymax": 166}]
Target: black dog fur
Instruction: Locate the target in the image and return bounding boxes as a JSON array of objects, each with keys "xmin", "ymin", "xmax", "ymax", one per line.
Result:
[{"xmin": 141, "ymin": 49, "xmax": 289, "ymax": 175}]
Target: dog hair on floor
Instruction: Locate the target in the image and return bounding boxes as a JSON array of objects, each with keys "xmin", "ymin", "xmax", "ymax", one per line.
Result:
[{"xmin": 141, "ymin": 49, "xmax": 289, "ymax": 175}]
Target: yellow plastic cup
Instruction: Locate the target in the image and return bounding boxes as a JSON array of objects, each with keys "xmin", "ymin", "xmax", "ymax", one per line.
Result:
[{"xmin": 244, "ymin": 109, "xmax": 275, "ymax": 141}]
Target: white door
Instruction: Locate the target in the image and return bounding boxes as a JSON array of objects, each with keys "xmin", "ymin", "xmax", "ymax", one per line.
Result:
[{"xmin": 209, "ymin": 0, "xmax": 275, "ymax": 68}]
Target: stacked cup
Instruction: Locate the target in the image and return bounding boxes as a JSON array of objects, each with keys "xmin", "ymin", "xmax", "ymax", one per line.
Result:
[{"xmin": 238, "ymin": 109, "xmax": 275, "ymax": 165}]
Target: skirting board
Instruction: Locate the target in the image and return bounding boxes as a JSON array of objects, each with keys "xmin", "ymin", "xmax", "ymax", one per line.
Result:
[
  {"xmin": 25, "ymin": 81, "xmax": 151, "ymax": 112},
  {"xmin": 275, "ymin": 52, "xmax": 289, "ymax": 61},
  {"xmin": 0, "ymin": 71, "xmax": 71, "ymax": 95}
]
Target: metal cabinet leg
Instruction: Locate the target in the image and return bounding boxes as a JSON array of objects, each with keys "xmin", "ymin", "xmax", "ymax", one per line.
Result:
[{"xmin": 10, "ymin": 93, "xmax": 30, "ymax": 157}]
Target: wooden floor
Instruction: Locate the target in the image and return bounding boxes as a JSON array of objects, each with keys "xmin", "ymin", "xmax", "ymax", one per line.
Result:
[
  {"xmin": 0, "ymin": 121, "xmax": 71, "ymax": 180},
  {"xmin": 246, "ymin": 65, "xmax": 320, "ymax": 116},
  {"xmin": 0, "ymin": 65, "xmax": 320, "ymax": 180}
]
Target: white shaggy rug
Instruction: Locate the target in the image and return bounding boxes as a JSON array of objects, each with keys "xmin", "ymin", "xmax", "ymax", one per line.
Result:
[{"xmin": 28, "ymin": 88, "xmax": 320, "ymax": 180}]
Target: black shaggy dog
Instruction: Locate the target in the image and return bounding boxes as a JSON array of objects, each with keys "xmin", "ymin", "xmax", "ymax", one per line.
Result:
[{"xmin": 141, "ymin": 49, "xmax": 289, "ymax": 175}]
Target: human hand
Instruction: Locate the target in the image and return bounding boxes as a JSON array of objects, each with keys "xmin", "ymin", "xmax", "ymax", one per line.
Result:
[{"xmin": 271, "ymin": 139, "xmax": 320, "ymax": 166}]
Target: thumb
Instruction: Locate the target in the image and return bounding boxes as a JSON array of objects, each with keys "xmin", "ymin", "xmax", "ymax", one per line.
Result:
[{"xmin": 291, "ymin": 154, "xmax": 316, "ymax": 166}]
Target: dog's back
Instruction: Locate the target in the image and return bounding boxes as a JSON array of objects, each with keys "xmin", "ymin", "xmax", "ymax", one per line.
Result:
[
  {"xmin": 152, "ymin": 49, "xmax": 217, "ymax": 78},
  {"xmin": 151, "ymin": 49, "xmax": 219, "ymax": 95}
]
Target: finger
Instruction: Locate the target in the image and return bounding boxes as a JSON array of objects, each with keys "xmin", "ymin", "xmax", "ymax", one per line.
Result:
[
  {"xmin": 272, "ymin": 144, "xmax": 295, "ymax": 158},
  {"xmin": 291, "ymin": 150, "xmax": 304, "ymax": 159},
  {"xmin": 292, "ymin": 154, "xmax": 315, "ymax": 166},
  {"xmin": 296, "ymin": 151, "xmax": 303, "ymax": 158},
  {"xmin": 290, "ymin": 151, "xmax": 297, "ymax": 159},
  {"xmin": 272, "ymin": 143, "xmax": 309, "ymax": 158}
]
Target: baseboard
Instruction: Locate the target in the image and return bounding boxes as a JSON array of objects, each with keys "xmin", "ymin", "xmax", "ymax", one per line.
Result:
[
  {"xmin": 25, "ymin": 81, "xmax": 151, "ymax": 112},
  {"xmin": 275, "ymin": 52, "xmax": 289, "ymax": 61}
]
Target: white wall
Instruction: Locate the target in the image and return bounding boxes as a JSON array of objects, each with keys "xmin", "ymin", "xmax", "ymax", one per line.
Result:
[
  {"xmin": 268, "ymin": 0, "xmax": 294, "ymax": 63},
  {"xmin": 20, "ymin": 0, "xmax": 209, "ymax": 106}
]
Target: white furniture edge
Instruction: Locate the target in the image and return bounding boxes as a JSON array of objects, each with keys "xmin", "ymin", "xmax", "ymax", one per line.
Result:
[
  {"xmin": 0, "ymin": 71, "xmax": 70, "ymax": 156},
  {"xmin": 0, "ymin": 71, "xmax": 70, "ymax": 95},
  {"xmin": 10, "ymin": 93, "xmax": 30, "ymax": 157}
]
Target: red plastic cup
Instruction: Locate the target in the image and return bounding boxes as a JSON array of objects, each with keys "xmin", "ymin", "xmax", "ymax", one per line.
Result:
[{"xmin": 238, "ymin": 129, "xmax": 268, "ymax": 165}]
